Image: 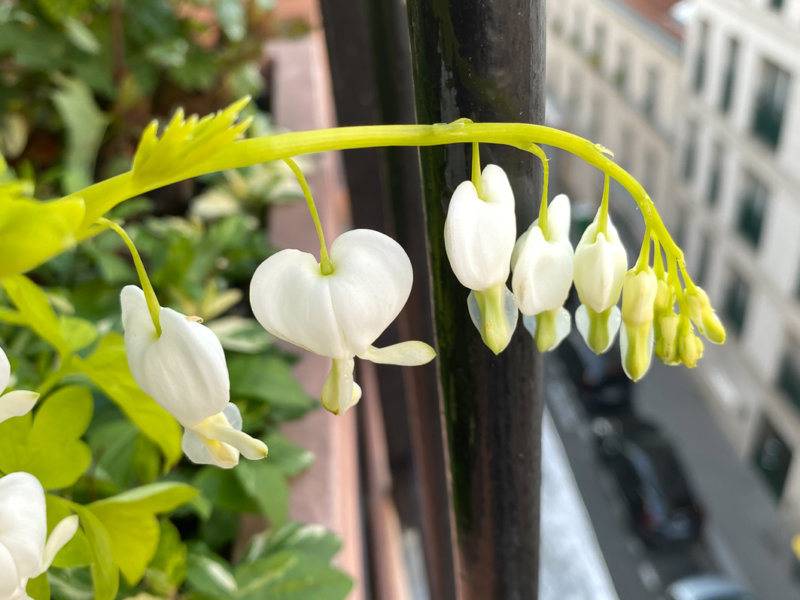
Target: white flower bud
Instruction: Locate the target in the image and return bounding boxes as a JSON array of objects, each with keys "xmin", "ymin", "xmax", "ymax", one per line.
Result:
[{"xmin": 573, "ymin": 212, "xmax": 627, "ymax": 314}]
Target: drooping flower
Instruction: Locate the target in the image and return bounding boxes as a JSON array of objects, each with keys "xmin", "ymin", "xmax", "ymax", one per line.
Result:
[
  {"xmin": 121, "ymin": 286, "xmax": 267, "ymax": 468},
  {"xmin": 249, "ymin": 228, "xmax": 435, "ymax": 416},
  {"xmin": 0, "ymin": 472, "xmax": 79, "ymax": 599},
  {"xmin": 0, "ymin": 346, "xmax": 39, "ymax": 425},
  {"xmin": 620, "ymin": 267, "xmax": 658, "ymax": 381},
  {"xmin": 444, "ymin": 164, "xmax": 518, "ymax": 353},
  {"xmin": 511, "ymin": 194, "xmax": 574, "ymax": 352},
  {"xmin": 686, "ymin": 286, "xmax": 726, "ymax": 344},
  {"xmin": 573, "ymin": 208, "xmax": 627, "ymax": 354}
]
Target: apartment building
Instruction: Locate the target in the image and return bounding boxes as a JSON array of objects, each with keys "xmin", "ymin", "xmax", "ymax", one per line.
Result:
[
  {"xmin": 678, "ymin": 0, "xmax": 800, "ymax": 526},
  {"xmin": 548, "ymin": 0, "xmax": 800, "ymax": 528}
]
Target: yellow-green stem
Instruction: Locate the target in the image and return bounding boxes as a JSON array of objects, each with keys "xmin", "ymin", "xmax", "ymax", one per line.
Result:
[
  {"xmin": 528, "ymin": 144, "xmax": 550, "ymax": 239},
  {"xmin": 597, "ymin": 174, "xmax": 610, "ymax": 237},
  {"xmin": 70, "ymin": 122, "xmax": 683, "ymax": 262},
  {"xmin": 283, "ymin": 158, "xmax": 333, "ymax": 275},
  {"xmin": 99, "ymin": 218, "xmax": 162, "ymax": 336},
  {"xmin": 653, "ymin": 237, "xmax": 665, "ymax": 279},
  {"xmin": 471, "ymin": 141, "xmax": 483, "ymax": 198},
  {"xmin": 678, "ymin": 261, "xmax": 697, "ymax": 294},
  {"xmin": 635, "ymin": 228, "xmax": 652, "ymax": 271}
]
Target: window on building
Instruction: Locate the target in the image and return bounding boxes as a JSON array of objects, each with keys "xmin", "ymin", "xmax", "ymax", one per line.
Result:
[
  {"xmin": 707, "ymin": 141, "xmax": 723, "ymax": 207},
  {"xmin": 643, "ymin": 149, "xmax": 658, "ymax": 193},
  {"xmin": 752, "ymin": 59, "xmax": 791, "ymax": 150},
  {"xmin": 566, "ymin": 71, "xmax": 582, "ymax": 126},
  {"xmin": 619, "ymin": 126, "xmax": 634, "ymax": 172},
  {"xmin": 589, "ymin": 93, "xmax": 604, "ymax": 141},
  {"xmin": 752, "ymin": 418, "xmax": 792, "ymax": 500},
  {"xmin": 615, "ymin": 42, "xmax": 630, "ymax": 93},
  {"xmin": 693, "ymin": 21, "xmax": 709, "ymax": 94},
  {"xmin": 778, "ymin": 347, "xmax": 800, "ymax": 414},
  {"xmin": 723, "ymin": 269, "xmax": 749, "ymax": 336},
  {"xmin": 770, "ymin": 0, "xmax": 784, "ymax": 11},
  {"xmin": 697, "ymin": 235, "xmax": 712, "ymax": 284},
  {"xmin": 737, "ymin": 173, "xmax": 769, "ymax": 248},
  {"xmin": 720, "ymin": 38, "xmax": 739, "ymax": 113},
  {"xmin": 571, "ymin": 8, "xmax": 584, "ymax": 50},
  {"xmin": 682, "ymin": 119, "xmax": 697, "ymax": 181},
  {"xmin": 590, "ymin": 23, "xmax": 606, "ymax": 70},
  {"xmin": 643, "ymin": 66, "xmax": 659, "ymax": 119}
]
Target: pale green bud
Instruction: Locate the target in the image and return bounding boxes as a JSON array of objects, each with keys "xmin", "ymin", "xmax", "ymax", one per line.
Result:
[
  {"xmin": 622, "ymin": 268, "xmax": 658, "ymax": 326},
  {"xmin": 686, "ymin": 286, "xmax": 726, "ymax": 345},
  {"xmin": 654, "ymin": 312, "xmax": 681, "ymax": 365}
]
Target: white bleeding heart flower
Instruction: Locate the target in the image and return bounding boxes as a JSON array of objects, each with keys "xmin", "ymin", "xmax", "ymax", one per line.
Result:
[
  {"xmin": 0, "ymin": 346, "xmax": 39, "ymax": 426},
  {"xmin": 249, "ymin": 229, "xmax": 435, "ymax": 415},
  {"xmin": 121, "ymin": 286, "xmax": 267, "ymax": 468},
  {"xmin": 444, "ymin": 164, "xmax": 518, "ymax": 354},
  {"xmin": 573, "ymin": 208, "xmax": 628, "ymax": 354},
  {"xmin": 0, "ymin": 472, "xmax": 79, "ymax": 599},
  {"xmin": 511, "ymin": 193, "xmax": 573, "ymax": 352}
]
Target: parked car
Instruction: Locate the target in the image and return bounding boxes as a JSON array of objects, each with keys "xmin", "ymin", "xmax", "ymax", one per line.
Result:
[
  {"xmin": 593, "ymin": 416, "xmax": 705, "ymax": 546},
  {"xmin": 665, "ymin": 574, "xmax": 754, "ymax": 600},
  {"xmin": 555, "ymin": 328, "xmax": 632, "ymax": 416}
]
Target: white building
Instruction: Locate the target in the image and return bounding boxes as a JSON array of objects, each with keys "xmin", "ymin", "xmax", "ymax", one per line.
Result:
[
  {"xmin": 678, "ymin": 0, "xmax": 800, "ymax": 527},
  {"xmin": 548, "ymin": 0, "xmax": 800, "ymax": 529}
]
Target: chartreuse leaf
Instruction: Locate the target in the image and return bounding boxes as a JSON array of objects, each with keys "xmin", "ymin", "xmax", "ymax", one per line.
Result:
[
  {"xmin": 131, "ymin": 96, "xmax": 251, "ymax": 192},
  {"xmin": 46, "ymin": 495, "xmax": 90, "ymax": 569},
  {"xmin": 70, "ymin": 505, "xmax": 119, "ymax": 600},
  {"xmin": 1, "ymin": 275, "xmax": 70, "ymax": 357},
  {"xmin": 75, "ymin": 332, "xmax": 183, "ymax": 468},
  {"xmin": 0, "ymin": 197, "xmax": 85, "ymax": 278},
  {"xmin": 25, "ymin": 572, "xmax": 50, "ymax": 600},
  {"xmin": 59, "ymin": 315, "xmax": 98, "ymax": 353},
  {"xmin": 87, "ymin": 482, "xmax": 197, "ymax": 585},
  {"xmin": 0, "ymin": 386, "xmax": 92, "ymax": 489},
  {"xmin": 235, "ymin": 551, "xmax": 353, "ymax": 600}
]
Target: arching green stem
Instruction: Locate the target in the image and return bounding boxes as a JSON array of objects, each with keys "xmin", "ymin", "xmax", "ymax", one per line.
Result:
[
  {"xmin": 471, "ymin": 141, "xmax": 483, "ymax": 199},
  {"xmin": 527, "ymin": 144, "xmax": 550, "ymax": 239},
  {"xmin": 99, "ymin": 218, "xmax": 162, "ymax": 336},
  {"xmin": 635, "ymin": 228, "xmax": 652, "ymax": 272},
  {"xmin": 283, "ymin": 158, "xmax": 333, "ymax": 275}
]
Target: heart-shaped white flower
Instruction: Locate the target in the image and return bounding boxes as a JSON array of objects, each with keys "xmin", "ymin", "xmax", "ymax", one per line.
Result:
[
  {"xmin": 0, "ymin": 346, "xmax": 39, "ymax": 426},
  {"xmin": 121, "ymin": 286, "xmax": 267, "ymax": 468},
  {"xmin": 511, "ymin": 194, "xmax": 573, "ymax": 352},
  {"xmin": 249, "ymin": 229, "xmax": 435, "ymax": 415},
  {"xmin": 0, "ymin": 472, "xmax": 79, "ymax": 599}
]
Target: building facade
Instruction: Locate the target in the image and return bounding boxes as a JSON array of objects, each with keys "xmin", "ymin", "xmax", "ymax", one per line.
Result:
[{"xmin": 548, "ymin": 0, "xmax": 800, "ymax": 528}]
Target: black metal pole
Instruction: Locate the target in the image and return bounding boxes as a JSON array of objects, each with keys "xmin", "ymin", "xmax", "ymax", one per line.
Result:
[{"xmin": 406, "ymin": 2, "xmax": 546, "ymax": 599}]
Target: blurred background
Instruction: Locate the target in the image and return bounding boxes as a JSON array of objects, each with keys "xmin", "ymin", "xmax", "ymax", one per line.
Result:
[{"xmin": 2, "ymin": 0, "xmax": 800, "ymax": 599}]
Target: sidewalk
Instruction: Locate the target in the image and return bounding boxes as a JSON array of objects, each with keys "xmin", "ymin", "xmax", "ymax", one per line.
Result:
[
  {"xmin": 541, "ymin": 410, "xmax": 619, "ymax": 600},
  {"xmin": 636, "ymin": 362, "xmax": 798, "ymax": 599}
]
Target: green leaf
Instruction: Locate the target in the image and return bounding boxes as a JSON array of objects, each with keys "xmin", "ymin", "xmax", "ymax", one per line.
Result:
[
  {"xmin": 51, "ymin": 75, "xmax": 109, "ymax": 194},
  {"xmin": 76, "ymin": 332, "xmax": 183, "ymax": 468},
  {"xmin": 1, "ymin": 275, "xmax": 70, "ymax": 357},
  {"xmin": 262, "ymin": 434, "xmax": 314, "ymax": 477},
  {"xmin": 192, "ymin": 467, "xmax": 259, "ymax": 515},
  {"xmin": 47, "ymin": 495, "xmax": 90, "ymax": 568},
  {"xmin": 229, "ymin": 354, "xmax": 315, "ymax": 418},
  {"xmin": 26, "ymin": 572, "xmax": 50, "ymax": 600},
  {"xmin": 216, "ymin": 0, "xmax": 246, "ymax": 41},
  {"xmin": 88, "ymin": 483, "xmax": 197, "ymax": 585},
  {"xmin": 59, "ymin": 315, "xmax": 98, "ymax": 353},
  {"xmin": 0, "ymin": 197, "xmax": 85, "ymax": 278},
  {"xmin": 46, "ymin": 568, "xmax": 95, "ymax": 600},
  {"xmin": 234, "ymin": 460, "xmax": 289, "ymax": 526},
  {"xmin": 70, "ymin": 505, "xmax": 119, "ymax": 600},
  {"xmin": 208, "ymin": 317, "xmax": 273, "ymax": 354},
  {"xmin": 243, "ymin": 522, "xmax": 341, "ymax": 565},
  {"xmin": 145, "ymin": 519, "xmax": 187, "ymax": 595},
  {"xmin": 63, "ymin": 17, "xmax": 100, "ymax": 54},
  {"xmin": 0, "ymin": 386, "xmax": 92, "ymax": 489},
  {"xmin": 235, "ymin": 551, "xmax": 353, "ymax": 600},
  {"xmin": 185, "ymin": 543, "xmax": 237, "ymax": 598}
]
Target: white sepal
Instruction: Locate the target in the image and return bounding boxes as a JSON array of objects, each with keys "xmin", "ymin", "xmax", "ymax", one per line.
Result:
[
  {"xmin": 444, "ymin": 164, "xmax": 516, "ymax": 291},
  {"xmin": 0, "ymin": 391, "xmax": 39, "ymax": 425}
]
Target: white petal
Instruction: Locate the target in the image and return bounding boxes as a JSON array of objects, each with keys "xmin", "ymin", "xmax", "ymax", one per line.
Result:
[
  {"xmin": 0, "ymin": 391, "xmax": 39, "ymax": 425},
  {"xmin": 121, "ymin": 286, "xmax": 230, "ymax": 428},
  {"xmin": 183, "ymin": 403, "xmax": 268, "ymax": 468},
  {"xmin": 0, "ymin": 473, "xmax": 46, "ymax": 580},
  {"xmin": 511, "ymin": 226, "xmax": 573, "ymax": 315},
  {"xmin": 444, "ymin": 165, "xmax": 516, "ymax": 291},
  {"xmin": 40, "ymin": 515, "xmax": 79, "ymax": 573},
  {"xmin": 327, "ymin": 230, "xmax": 413, "ymax": 356},
  {"xmin": 574, "ymin": 231, "xmax": 627, "ymax": 313},
  {"xmin": 0, "ymin": 542, "xmax": 23, "ymax": 598},
  {"xmin": 0, "ymin": 346, "xmax": 9, "ymax": 393},
  {"xmin": 358, "ymin": 341, "xmax": 436, "ymax": 366},
  {"xmin": 321, "ymin": 358, "xmax": 362, "ymax": 415},
  {"xmin": 250, "ymin": 230, "xmax": 413, "ymax": 359},
  {"xmin": 547, "ymin": 194, "xmax": 572, "ymax": 241}
]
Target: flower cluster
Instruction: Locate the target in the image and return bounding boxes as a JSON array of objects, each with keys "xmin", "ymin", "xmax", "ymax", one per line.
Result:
[{"xmin": 444, "ymin": 163, "xmax": 725, "ymax": 381}]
